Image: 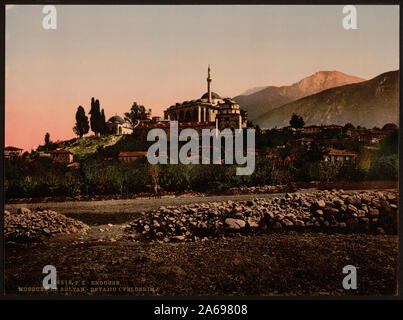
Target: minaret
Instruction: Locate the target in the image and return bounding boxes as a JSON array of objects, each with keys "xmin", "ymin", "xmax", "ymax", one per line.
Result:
[{"xmin": 207, "ymin": 64, "xmax": 212, "ymax": 103}]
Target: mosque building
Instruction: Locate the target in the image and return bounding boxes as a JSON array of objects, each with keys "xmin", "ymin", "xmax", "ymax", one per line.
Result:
[{"xmin": 163, "ymin": 66, "xmax": 245, "ymax": 131}]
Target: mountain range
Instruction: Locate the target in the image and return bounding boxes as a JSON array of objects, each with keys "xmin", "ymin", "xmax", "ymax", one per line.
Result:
[
  {"xmin": 234, "ymin": 71, "xmax": 365, "ymax": 121},
  {"xmin": 253, "ymin": 70, "xmax": 399, "ymax": 129}
]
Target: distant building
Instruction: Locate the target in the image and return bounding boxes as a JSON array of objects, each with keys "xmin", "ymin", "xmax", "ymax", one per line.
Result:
[
  {"xmin": 51, "ymin": 149, "xmax": 73, "ymax": 163},
  {"xmin": 323, "ymin": 148, "xmax": 357, "ymax": 162},
  {"xmin": 323, "ymin": 124, "xmax": 343, "ymax": 134},
  {"xmin": 303, "ymin": 125, "xmax": 322, "ymax": 134},
  {"xmin": 118, "ymin": 151, "xmax": 147, "ymax": 162},
  {"xmin": 4, "ymin": 146, "xmax": 23, "ymax": 160},
  {"xmin": 287, "ymin": 137, "xmax": 315, "ymax": 149},
  {"xmin": 347, "ymin": 129, "xmax": 388, "ymax": 144},
  {"xmin": 106, "ymin": 115, "xmax": 133, "ymax": 135}
]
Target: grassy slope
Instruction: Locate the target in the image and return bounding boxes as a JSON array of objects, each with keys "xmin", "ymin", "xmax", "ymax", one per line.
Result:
[{"xmin": 59, "ymin": 135, "xmax": 123, "ymax": 158}]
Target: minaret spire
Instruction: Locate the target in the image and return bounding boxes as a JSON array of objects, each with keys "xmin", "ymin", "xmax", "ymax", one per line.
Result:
[{"xmin": 207, "ymin": 64, "xmax": 212, "ymax": 103}]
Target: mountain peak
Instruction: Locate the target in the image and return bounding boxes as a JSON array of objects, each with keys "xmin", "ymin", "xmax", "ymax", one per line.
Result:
[
  {"xmin": 254, "ymin": 70, "xmax": 398, "ymax": 129},
  {"xmin": 291, "ymin": 71, "xmax": 365, "ymax": 97},
  {"xmin": 234, "ymin": 70, "xmax": 366, "ymax": 120}
]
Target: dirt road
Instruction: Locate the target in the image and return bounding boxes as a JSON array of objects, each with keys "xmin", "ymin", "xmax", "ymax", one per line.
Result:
[{"xmin": 6, "ymin": 188, "xmax": 394, "ymax": 215}]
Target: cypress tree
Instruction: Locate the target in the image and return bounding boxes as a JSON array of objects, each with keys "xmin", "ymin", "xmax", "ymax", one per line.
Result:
[
  {"xmin": 89, "ymin": 97, "xmax": 102, "ymax": 136},
  {"xmin": 73, "ymin": 106, "xmax": 89, "ymax": 138},
  {"xmin": 100, "ymin": 108, "xmax": 106, "ymax": 135},
  {"xmin": 44, "ymin": 132, "xmax": 50, "ymax": 145}
]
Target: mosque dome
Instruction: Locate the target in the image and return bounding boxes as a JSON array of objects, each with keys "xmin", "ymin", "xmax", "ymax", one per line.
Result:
[
  {"xmin": 107, "ymin": 115, "xmax": 125, "ymax": 124},
  {"xmin": 201, "ymin": 92, "xmax": 221, "ymax": 100}
]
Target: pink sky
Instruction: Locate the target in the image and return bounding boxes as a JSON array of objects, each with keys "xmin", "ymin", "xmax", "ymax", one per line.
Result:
[{"xmin": 5, "ymin": 5, "xmax": 399, "ymax": 151}]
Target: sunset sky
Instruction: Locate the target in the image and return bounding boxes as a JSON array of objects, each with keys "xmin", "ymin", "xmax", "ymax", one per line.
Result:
[{"xmin": 6, "ymin": 5, "xmax": 399, "ymax": 151}]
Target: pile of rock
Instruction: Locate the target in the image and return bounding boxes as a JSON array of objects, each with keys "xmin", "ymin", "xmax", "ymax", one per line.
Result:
[
  {"xmin": 4, "ymin": 208, "xmax": 89, "ymax": 242},
  {"xmin": 227, "ymin": 184, "xmax": 294, "ymax": 195},
  {"xmin": 124, "ymin": 190, "xmax": 398, "ymax": 242}
]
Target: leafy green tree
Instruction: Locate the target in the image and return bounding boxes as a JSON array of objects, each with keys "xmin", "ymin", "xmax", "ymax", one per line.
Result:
[
  {"xmin": 289, "ymin": 113, "xmax": 305, "ymax": 129},
  {"xmin": 73, "ymin": 106, "xmax": 89, "ymax": 138},
  {"xmin": 124, "ymin": 102, "xmax": 150, "ymax": 126},
  {"xmin": 378, "ymin": 129, "xmax": 398, "ymax": 156},
  {"xmin": 319, "ymin": 161, "xmax": 342, "ymax": 182}
]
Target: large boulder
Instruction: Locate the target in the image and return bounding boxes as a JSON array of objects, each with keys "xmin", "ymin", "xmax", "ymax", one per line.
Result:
[{"xmin": 225, "ymin": 218, "xmax": 246, "ymax": 230}]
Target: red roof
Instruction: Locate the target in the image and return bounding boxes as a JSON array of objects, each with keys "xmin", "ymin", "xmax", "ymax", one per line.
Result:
[
  {"xmin": 118, "ymin": 151, "xmax": 147, "ymax": 157},
  {"xmin": 5, "ymin": 146, "xmax": 23, "ymax": 151},
  {"xmin": 291, "ymin": 137, "xmax": 315, "ymax": 142},
  {"xmin": 325, "ymin": 148, "xmax": 357, "ymax": 156},
  {"xmin": 66, "ymin": 162, "xmax": 79, "ymax": 168},
  {"xmin": 51, "ymin": 149, "xmax": 72, "ymax": 154}
]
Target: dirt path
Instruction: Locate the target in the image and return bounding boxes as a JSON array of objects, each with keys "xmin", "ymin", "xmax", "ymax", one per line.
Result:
[
  {"xmin": 4, "ymin": 191, "xmax": 308, "ymax": 215},
  {"xmin": 5, "ymin": 188, "xmax": 395, "ymax": 215}
]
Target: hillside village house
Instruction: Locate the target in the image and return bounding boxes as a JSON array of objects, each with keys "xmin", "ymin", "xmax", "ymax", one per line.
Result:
[
  {"xmin": 346, "ymin": 128, "xmax": 388, "ymax": 144},
  {"xmin": 302, "ymin": 125, "xmax": 322, "ymax": 134},
  {"xmin": 323, "ymin": 148, "xmax": 357, "ymax": 162},
  {"xmin": 4, "ymin": 146, "xmax": 23, "ymax": 160},
  {"xmin": 324, "ymin": 124, "xmax": 343, "ymax": 134},
  {"xmin": 287, "ymin": 137, "xmax": 315, "ymax": 149},
  {"xmin": 51, "ymin": 149, "xmax": 73, "ymax": 163},
  {"xmin": 118, "ymin": 151, "xmax": 147, "ymax": 162}
]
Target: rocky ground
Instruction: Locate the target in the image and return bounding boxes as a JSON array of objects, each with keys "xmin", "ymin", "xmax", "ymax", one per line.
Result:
[
  {"xmin": 124, "ymin": 190, "xmax": 398, "ymax": 243},
  {"xmin": 4, "ymin": 208, "xmax": 89, "ymax": 242},
  {"xmin": 4, "ymin": 189, "xmax": 399, "ymax": 296}
]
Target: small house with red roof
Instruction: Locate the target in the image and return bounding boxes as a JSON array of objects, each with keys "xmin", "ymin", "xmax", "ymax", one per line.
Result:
[
  {"xmin": 323, "ymin": 148, "xmax": 357, "ymax": 162},
  {"xmin": 4, "ymin": 146, "xmax": 23, "ymax": 160},
  {"xmin": 51, "ymin": 149, "xmax": 73, "ymax": 163},
  {"xmin": 118, "ymin": 151, "xmax": 147, "ymax": 162}
]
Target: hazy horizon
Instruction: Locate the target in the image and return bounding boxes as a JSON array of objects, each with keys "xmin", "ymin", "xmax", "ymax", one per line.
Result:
[{"xmin": 6, "ymin": 5, "xmax": 399, "ymax": 151}]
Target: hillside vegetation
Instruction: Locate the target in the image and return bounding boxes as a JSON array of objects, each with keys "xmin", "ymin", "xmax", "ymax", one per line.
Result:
[{"xmin": 59, "ymin": 135, "xmax": 123, "ymax": 158}]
